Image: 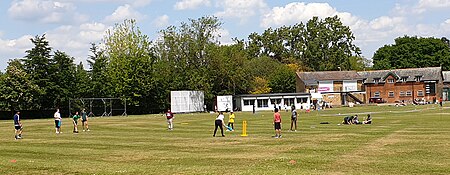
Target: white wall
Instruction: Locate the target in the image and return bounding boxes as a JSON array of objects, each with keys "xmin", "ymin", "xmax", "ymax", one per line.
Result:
[
  {"xmin": 217, "ymin": 95, "xmax": 233, "ymax": 112},
  {"xmin": 171, "ymin": 91, "xmax": 204, "ymax": 113}
]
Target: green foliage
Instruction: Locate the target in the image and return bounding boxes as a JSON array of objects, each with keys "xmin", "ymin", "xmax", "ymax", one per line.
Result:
[
  {"xmin": 104, "ymin": 19, "xmax": 158, "ymax": 113},
  {"xmin": 0, "ymin": 60, "xmax": 41, "ymax": 111},
  {"xmin": 247, "ymin": 15, "xmax": 361, "ymax": 71},
  {"xmin": 268, "ymin": 65, "xmax": 296, "ymax": 93},
  {"xmin": 373, "ymin": 36, "xmax": 450, "ymax": 70}
]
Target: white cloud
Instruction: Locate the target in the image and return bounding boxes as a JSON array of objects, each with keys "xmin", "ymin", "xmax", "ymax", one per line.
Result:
[
  {"xmin": 153, "ymin": 15, "xmax": 170, "ymax": 28},
  {"xmin": 261, "ymin": 2, "xmax": 361, "ymax": 28},
  {"xmin": 0, "ymin": 35, "xmax": 34, "ymax": 70},
  {"xmin": 104, "ymin": 4, "xmax": 146, "ymax": 24},
  {"xmin": 61, "ymin": 0, "xmax": 153, "ymax": 7},
  {"xmin": 174, "ymin": 0, "xmax": 211, "ymax": 10},
  {"xmin": 214, "ymin": 28, "xmax": 233, "ymax": 45},
  {"xmin": 417, "ymin": 0, "xmax": 450, "ymax": 12},
  {"xmin": 215, "ymin": 0, "xmax": 268, "ymax": 22},
  {"xmin": 7, "ymin": 0, "xmax": 85, "ymax": 24},
  {"xmin": 369, "ymin": 16, "xmax": 404, "ymax": 30}
]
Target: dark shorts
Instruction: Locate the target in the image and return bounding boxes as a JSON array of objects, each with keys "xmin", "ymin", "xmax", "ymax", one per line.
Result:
[
  {"xmin": 55, "ymin": 120, "xmax": 61, "ymax": 128},
  {"xmin": 73, "ymin": 120, "xmax": 78, "ymax": 125},
  {"xmin": 82, "ymin": 119, "xmax": 87, "ymax": 122},
  {"xmin": 15, "ymin": 125, "xmax": 22, "ymax": 130},
  {"xmin": 291, "ymin": 117, "xmax": 297, "ymax": 121},
  {"xmin": 274, "ymin": 122, "xmax": 281, "ymax": 130}
]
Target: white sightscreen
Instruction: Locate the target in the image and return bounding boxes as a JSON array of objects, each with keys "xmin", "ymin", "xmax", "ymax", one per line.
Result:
[
  {"xmin": 217, "ymin": 95, "xmax": 233, "ymax": 112},
  {"xmin": 171, "ymin": 91, "xmax": 204, "ymax": 113}
]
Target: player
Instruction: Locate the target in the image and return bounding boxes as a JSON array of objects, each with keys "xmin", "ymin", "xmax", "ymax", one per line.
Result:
[
  {"xmin": 72, "ymin": 111, "xmax": 81, "ymax": 133},
  {"xmin": 273, "ymin": 108, "xmax": 282, "ymax": 138},
  {"xmin": 13, "ymin": 111, "xmax": 23, "ymax": 140},
  {"xmin": 227, "ymin": 111, "xmax": 235, "ymax": 131},
  {"xmin": 166, "ymin": 108, "xmax": 174, "ymax": 130},
  {"xmin": 81, "ymin": 108, "xmax": 89, "ymax": 131},
  {"xmin": 290, "ymin": 106, "xmax": 297, "ymax": 131},
  {"xmin": 54, "ymin": 108, "xmax": 62, "ymax": 134},
  {"xmin": 213, "ymin": 112, "xmax": 226, "ymax": 137}
]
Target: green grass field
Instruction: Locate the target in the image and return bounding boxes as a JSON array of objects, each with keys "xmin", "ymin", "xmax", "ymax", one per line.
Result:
[{"xmin": 1, "ymin": 104, "xmax": 450, "ymax": 175}]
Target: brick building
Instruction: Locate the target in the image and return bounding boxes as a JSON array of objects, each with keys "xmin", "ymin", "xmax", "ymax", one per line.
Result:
[
  {"xmin": 359, "ymin": 67, "xmax": 443, "ymax": 104},
  {"xmin": 296, "ymin": 71, "xmax": 366, "ymax": 107},
  {"xmin": 296, "ymin": 67, "xmax": 444, "ymax": 106}
]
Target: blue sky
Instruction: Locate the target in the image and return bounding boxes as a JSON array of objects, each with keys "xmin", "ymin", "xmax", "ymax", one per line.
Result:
[{"xmin": 1, "ymin": 0, "xmax": 449, "ymax": 71}]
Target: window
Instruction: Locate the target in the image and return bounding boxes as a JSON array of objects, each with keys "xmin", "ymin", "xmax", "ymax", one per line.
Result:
[
  {"xmin": 388, "ymin": 91, "xmax": 394, "ymax": 97},
  {"xmin": 415, "ymin": 76, "xmax": 422, "ymax": 82},
  {"xmin": 373, "ymin": 78, "xmax": 380, "ymax": 83},
  {"xmin": 399, "ymin": 91, "xmax": 405, "ymax": 96},
  {"xmin": 417, "ymin": 90, "xmax": 424, "ymax": 96},
  {"xmin": 426, "ymin": 83, "xmax": 436, "ymax": 94},
  {"xmin": 257, "ymin": 99, "xmax": 269, "ymax": 108},
  {"xmin": 388, "ymin": 79, "xmax": 395, "ymax": 83},
  {"xmin": 401, "ymin": 76, "xmax": 408, "ymax": 82},
  {"xmin": 406, "ymin": 91, "xmax": 412, "ymax": 96},
  {"xmin": 297, "ymin": 98, "xmax": 308, "ymax": 103},
  {"xmin": 374, "ymin": 92, "xmax": 380, "ymax": 97},
  {"xmin": 243, "ymin": 100, "xmax": 254, "ymax": 106},
  {"xmin": 270, "ymin": 99, "xmax": 282, "ymax": 105},
  {"xmin": 284, "ymin": 98, "xmax": 295, "ymax": 106}
]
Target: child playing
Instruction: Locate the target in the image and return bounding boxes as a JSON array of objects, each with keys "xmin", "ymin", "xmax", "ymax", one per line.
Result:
[
  {"xmin": 166, "ymin": 108, "xmax": 174, "ymax": 130},
  {"xmin": 81, "ymin": 108, "xmax": 89, "ymax": 131},
  {"xmin": 273, "ymin": 108, "xmax": 282, "ymax": 138},
  {"xmin": 72, "ymin": 111, "xmax": 81, "ymax": 133},
  {"xmin": 227, "ymin": 111, "xmax": 235, "ymax": 131}
]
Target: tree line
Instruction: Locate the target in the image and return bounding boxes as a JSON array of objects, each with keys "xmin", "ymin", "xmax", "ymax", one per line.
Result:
[{"xmin": 0, "ymin": 16, "xmax": 448, "ymax": 115}]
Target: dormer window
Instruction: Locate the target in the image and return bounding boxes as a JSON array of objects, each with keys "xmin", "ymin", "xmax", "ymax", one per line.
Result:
[
  {"xmin": 373, "ymin": 78, "xmax": 380, "ymax": 83},
  {"xmin": 400, "ymin": 76, "xmax": 408, "ymax": 82},
  {"xmin": 388, "ymin": 79, "xmax": 395, "ymax": 83},
  {"xmin": 415, "ymin": 76, "xmax": 422, "ymax": 82}
]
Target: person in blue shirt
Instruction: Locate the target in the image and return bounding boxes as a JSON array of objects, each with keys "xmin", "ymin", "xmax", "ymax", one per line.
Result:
[{"xmin": 13, "ymin": 111, "xmax": 23, "ymax": 140}]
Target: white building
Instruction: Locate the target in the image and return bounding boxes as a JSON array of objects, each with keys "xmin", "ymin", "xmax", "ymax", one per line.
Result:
[{"xmin": 234, "ymin": 93, "xmax": 311, "ymax": 112}]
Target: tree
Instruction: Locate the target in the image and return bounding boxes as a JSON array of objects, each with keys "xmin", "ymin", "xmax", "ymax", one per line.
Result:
[
  {"xmin": 103, "ymin": 19, "xmax": 158, "ymax": 113},
  {"xmin": 155, "ymin": 16, "xmax": 223, "ymax": 107},
  {"xmin": 87, "ymin": 43, "xmax": 110, "ymax": 98},
  {"xmin": 50, "ymin": 51, "xmax": 77, "ymax": 108},
  {"xmin": 21, "ymin": 35, "xmax": 53, "ymax": 109},
  {"xmin": 0, "ymin": 59, "xmax": 41, "ymax": 111},
  {"xmin": 373, "ymin": 36, "xmax": 450, "ymax": 70},
  {"xmin": 268, "ymin": 65, "xmax": 296, "ymax": 93},
  {"xmin": 246, "ymin": 15, "xmax": 361, "ymax": 71}
]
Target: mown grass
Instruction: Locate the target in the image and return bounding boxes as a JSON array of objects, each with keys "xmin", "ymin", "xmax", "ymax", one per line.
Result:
[{"xmin": 1, "ymin": 104, "xmax": 450, "ymax": 175}]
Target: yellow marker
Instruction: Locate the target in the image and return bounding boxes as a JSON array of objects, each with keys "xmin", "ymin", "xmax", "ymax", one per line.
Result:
[{"xmin": 241, "ymin": 120, "xmax": 248, "ymax": 137}]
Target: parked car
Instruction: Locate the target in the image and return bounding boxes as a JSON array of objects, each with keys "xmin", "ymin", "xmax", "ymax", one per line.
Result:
[{"xmin": 369, "ymin": 97, "xmax": 385, "ymax": 103}]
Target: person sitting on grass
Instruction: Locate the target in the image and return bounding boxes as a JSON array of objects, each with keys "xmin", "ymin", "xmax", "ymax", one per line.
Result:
[
  {"xmin": 363, "ymin": 114, "xmax": 372, "ymax": 124},
  {"xmin": 213, "ymin": 112, "xmax": 226, "ymax": 137},
  {"xmin": 72, "ymin": 111, "xmax": 81, "ymax": 133},
  {"xmin": 353, "ymin": 114, "xmax": 361, "ymax": 124},
  {"xmin": 342, "ymin": 116, "xmax": 354, "ymax": 125}
]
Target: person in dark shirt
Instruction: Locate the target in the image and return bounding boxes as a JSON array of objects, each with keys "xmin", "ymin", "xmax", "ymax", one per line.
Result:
[{"xmin": 13, "ymin": 111, "xmax": 23, "ymax": 139}]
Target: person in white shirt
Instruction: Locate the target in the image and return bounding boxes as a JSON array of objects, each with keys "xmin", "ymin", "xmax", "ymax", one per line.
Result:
[
  {"xmin": 54, "ymin": 109, "xmax": 62, "ymax": 134},
  {"xmin": 213, "ymin": 112, "xmax": 226, "ymax": 137}
]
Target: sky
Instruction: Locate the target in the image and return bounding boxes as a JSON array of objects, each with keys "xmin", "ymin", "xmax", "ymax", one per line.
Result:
[{"xmin": 0, "ymin": 0, "xmax": 450, "ymax": 71}]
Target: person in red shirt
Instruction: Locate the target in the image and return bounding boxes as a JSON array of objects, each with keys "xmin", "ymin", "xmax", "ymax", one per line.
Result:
[
  {"xmin": 273, "ymin": 108, "xmax": 282, "ymax": 138},
  {"xmin": 165, "ymin": 108, "xmax": 174, "ymax": 130}
]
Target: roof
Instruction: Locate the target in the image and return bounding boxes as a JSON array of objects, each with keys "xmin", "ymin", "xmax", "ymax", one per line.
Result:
[
  {"xmin": 443, "ymin": 71, "xmax": 450, "ymax": 82},
  {"xmin": 235, "ymin": 93, "xmax": 310, "ymax": 98},
  {"xmin": 357, "ymin": 67, "xmax": 442, "ymax": 83},
  {"xmin": 296, "ymin": 71, "xmax": 364, "ymax": 85}
]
